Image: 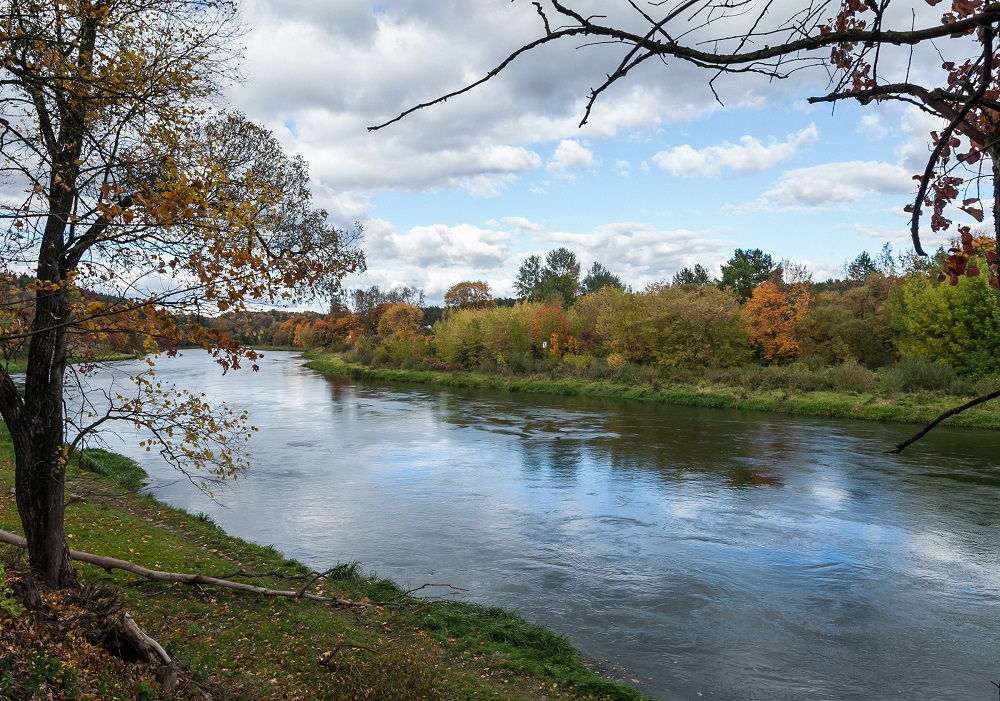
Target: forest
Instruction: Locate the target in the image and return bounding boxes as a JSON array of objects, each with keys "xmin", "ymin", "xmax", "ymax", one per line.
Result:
[{"xmin": 208, "ymin": 240, "xmax": 1000, "ymax": 401}]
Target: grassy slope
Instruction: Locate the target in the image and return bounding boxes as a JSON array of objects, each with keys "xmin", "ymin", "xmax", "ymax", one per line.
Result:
[
  {"xmin": 0, "ymin": 425, "xmax": 650, "ymax": 701},
  {"xmin": 3, "ymin": 352, "xmax": 138, "ymax": 375},
  {"xmin": 304, "ymin": 352, "xmax": 1000, "ymax": 431}
]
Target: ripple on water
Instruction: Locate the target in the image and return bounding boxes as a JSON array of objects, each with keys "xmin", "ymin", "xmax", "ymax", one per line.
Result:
[{"xmin": 75, "ymin": 353, "xmax": 1000, "ymax": 701}]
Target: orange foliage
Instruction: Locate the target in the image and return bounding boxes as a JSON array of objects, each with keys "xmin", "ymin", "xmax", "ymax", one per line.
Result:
[
  {"xmin": 744, "ymin": 281, "xmax": 811, "ymax": 363},
  {"xmin": 529, "ymin": 305, "xmax": 570, "ymax": 357}
]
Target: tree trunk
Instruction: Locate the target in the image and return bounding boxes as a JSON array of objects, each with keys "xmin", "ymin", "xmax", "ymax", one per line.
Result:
[
  {"xmin": 9, "ymin": 228, "xmax": 78, "ymax": 588},
  {"xmin": 13, "ymin": 434, "xmax": 76, "ymax": 589}
]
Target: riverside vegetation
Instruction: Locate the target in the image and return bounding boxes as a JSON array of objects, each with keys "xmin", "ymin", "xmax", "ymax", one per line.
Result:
[
  {"xmin": 293, "ymin": 245, "xmax": 1000, "ymax": 432},
  {"xmin": 0, "ymin": 423, "xmax": 650, "ymax": 701},
  {"xmin": 245, "ymin": 245, "xmax": 1000, "ymax": 432}
]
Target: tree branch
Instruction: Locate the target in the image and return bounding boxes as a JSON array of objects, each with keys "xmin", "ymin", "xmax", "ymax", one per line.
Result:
[
  {"xmin": 368, "ymin": 28, "xmax": 587, "ymax": 131},
  {"xmin": 0, "ymin": 528, "xmax": 377, "ymax": 607},
  {"xmin": 888, "ymin": 387, "xmax": 1000, "ymax": 454}
]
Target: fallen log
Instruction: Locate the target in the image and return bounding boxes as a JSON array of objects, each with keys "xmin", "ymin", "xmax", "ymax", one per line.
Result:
[{"xmin": 0, "ymin": 529, "xmax": 374, "ymax": 607}]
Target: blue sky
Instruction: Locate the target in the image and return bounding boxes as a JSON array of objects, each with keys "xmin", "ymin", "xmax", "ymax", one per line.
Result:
[{"xmin": 227, "ymin": 0, "xmax": 983, "ymax": 305}]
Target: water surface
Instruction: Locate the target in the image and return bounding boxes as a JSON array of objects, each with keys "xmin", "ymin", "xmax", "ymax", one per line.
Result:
[{"xmin": 78, "ymin": 352, "xmax": 1000, "ymax": 700}]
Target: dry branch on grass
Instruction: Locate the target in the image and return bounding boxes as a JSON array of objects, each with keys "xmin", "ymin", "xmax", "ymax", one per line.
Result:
[{"xmin": 0, "ymin": 528, "xmax": 375, "ymax": 607}]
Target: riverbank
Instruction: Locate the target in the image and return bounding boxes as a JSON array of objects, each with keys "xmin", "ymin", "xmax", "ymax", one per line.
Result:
[
  {"xmin": 4, "ymin": 352, "xmax": 139, "ymax": 374},
  {"xmin": 303, "ymin": 351, "xmax": 1000, "ymax": 431},
  {"xmin": 0, "ymin": 425, "xmax": 650, "ymax": 700}
]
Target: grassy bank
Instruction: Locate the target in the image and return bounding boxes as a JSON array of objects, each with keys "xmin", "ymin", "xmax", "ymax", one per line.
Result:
[
  {"xmin": 3, "ymin": 352, "xmax": 139, "ymax": 375},
  {"xmin": 0, "ymin": 425, "xmax": 650, "ymax": 700},
  {"xmin": 304, "ymin": 352, "xmax": 1000, "ymax": 431}
]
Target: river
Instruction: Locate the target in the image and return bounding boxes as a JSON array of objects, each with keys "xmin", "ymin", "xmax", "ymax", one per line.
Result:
[{"xmin": 74, "ymin": 351, "xmax": 1000, "ymax": 700}]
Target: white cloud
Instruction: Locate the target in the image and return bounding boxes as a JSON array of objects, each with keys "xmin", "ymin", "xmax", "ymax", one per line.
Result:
[
  {"xmin": 546, "ymin": 140, "xmax": 595, "ymax": 180},
  {"xmin": 652, "ymin": 124, "xmax": 818, "ymax": 178},
  {"xmin": 762, "ymin": 161, "xmax": 913, "ymax": 207},
  {"xmin": 503, "ymin": 216, "xmax": 545, "ymax": 233},
  {"xmin": 858, "ymin": 113, "xmax": 888, "ymax": 139},
  {"xmin": 365, "ymin": 221, "xmax": 512, "ymax": 269},
  {"xmin": 530, "ymin": 222, "xmax": 735, "ymax": 286},
  {"xmin": 897, "ymin": 109, "xmax": 950, "ymax": 173}
]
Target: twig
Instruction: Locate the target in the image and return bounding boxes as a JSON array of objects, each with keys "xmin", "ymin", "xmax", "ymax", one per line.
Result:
[
  {"xmin": 402, "ymin": 582, "xmax": 469, "ymax": 597},
  {"xmin": 318, "ymin": 642, "xmax": 382, "ymax": 667}
]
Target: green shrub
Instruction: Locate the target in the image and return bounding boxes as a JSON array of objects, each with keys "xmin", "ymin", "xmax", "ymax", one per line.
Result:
[
  {"xmin": 891, "ymin": 357, "xmax": 959, "ymax": 392},
  {"xmin": 830, "ymin": 361, "xmax": 875, "ymax": 393}
]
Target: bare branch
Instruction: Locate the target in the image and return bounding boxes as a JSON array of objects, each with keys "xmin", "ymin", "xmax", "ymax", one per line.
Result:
[
  {"xmin": 368, "ymin": 28, "xmax": 586, "ymax": 131},
  {"xmin": 889, "ymin": 387, "xmax": 1000, "ymax": 454},
  {"xmin": 0, "ymin": 528, "xmax": 378, "ymax": 607}
]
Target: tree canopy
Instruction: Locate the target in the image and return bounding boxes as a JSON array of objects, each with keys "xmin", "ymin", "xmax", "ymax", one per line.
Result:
[
  {"xmin": 0, "ymin": 0, "xmax": 363, "ymax": 587},
  {"xmin": 514, "ymin": 249, "xmax": 620, "ymax": 305},
  {"xmin": 580, "ymin": 262, "xmax": 624, "ymax": 295},
  {"xmin": 719, "ymin": 249, "xmax": 775, "ymax": 301},
  {"xmin": 444, "ymin": 281, "xmax": 495, "ymax": 310}
]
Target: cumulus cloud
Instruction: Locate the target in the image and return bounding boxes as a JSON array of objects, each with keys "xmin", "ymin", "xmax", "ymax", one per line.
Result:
[
  {"xmin": 364, "ymin": 221, "xmax": 512, "ymax": 270},
  {"xmin": 532, "ymin": 222, "xmax": 734, "ymax": 286},
  {"xmin": 858, "ymin": 113, "xmax": 889, "ymax": 139},
  {"xmin": 228, "ymin": 0, "xmax": 848, "ymax": 210},
  {"xmin": 762, "ymin": 161, "xmax": 913, "ymax": 206},
  {"xmin": 652, "ymin": 124, "xmax": 818, "ymax": 177},
  {"xmin": 546, "ymin": 140, "xmax": 596, "ymax": 180},
  {"xmin": 503, "ymin": 216, "xmax": 545, "ymax": 233}
]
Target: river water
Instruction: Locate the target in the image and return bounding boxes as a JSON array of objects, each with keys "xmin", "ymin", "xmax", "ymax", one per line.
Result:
[{"xmin": 75, "ymin": 351, "xmax": 1000, "ymax": 700}]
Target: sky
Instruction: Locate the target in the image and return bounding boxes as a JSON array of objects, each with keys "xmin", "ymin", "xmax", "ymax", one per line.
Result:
[{"xmin": 224, "ymin": 0, "xmax": 987, "ymax": 306}]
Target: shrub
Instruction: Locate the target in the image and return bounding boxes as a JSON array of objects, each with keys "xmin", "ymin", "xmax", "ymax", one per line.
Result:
[
  {"xmin": 830, "ymin": 361, "xmax": 875, "ymax": 393},
  {"xmin": 890, "ymin": 357, "xmax": 959, "ymax": 392},
  {"xmin": 646, "ymin": 285, "xmax": 750, "ymax": 368}
]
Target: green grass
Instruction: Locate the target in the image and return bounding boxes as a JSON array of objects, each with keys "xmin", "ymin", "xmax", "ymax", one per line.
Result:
[
  {"xmin": 0, "ymin": 423, "xmax": 650, "ymax": 700},
  {"xmin": 3, "ymin": 352, "xmax": 139, "ymax": 375},
  {"xmin": 304, "ymin": 351, "xmax": 1000, "ymax": 431},
  {"xmin": 76, "ymin": 448, "xmax": 149, "ymax": 492}
]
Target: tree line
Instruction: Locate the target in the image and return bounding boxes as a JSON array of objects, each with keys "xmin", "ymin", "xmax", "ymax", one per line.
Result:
[{"xmin": 223, "ymin": 239, "xmax": 999, "ymax": 382}]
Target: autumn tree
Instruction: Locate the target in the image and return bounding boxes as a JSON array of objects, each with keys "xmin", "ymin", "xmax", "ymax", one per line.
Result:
[
  {"xmin": 444, "ymin": 281, "xmax": 495, "ymax": 310},
  {"xmin": 0, "ymin": 0, "xmax": 363, "ymax": 588},
  {"xmin": 644, "ymin": 285, "xmax": 750, "ymax": 368},
  {"xmin": 744, "ymin": 280, "xmax": 812, "ymax": 364},
  {"xmin": 529, "ymin": 304, "xmax": 571, "ymax": 356},
  {"xmin": 377, "ymin": 303, "xmax": 424, "ymax": 338}
]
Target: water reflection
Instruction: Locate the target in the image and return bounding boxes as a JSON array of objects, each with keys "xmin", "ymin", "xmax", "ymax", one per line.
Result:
[{"xmin": 77, "ymin": 352, "xmax": 1000, "ymax": 701}]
